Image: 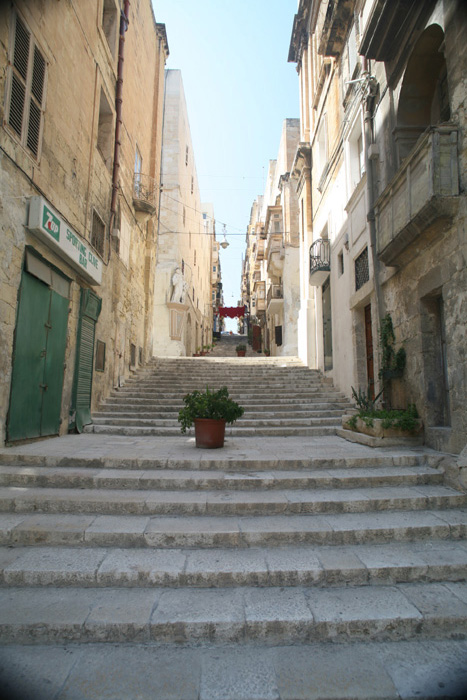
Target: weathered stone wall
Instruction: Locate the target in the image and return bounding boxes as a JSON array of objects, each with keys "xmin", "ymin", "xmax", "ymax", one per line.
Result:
[{"xmin": 0, "ymin": 0, "xmax": 167, "ymax": 444}]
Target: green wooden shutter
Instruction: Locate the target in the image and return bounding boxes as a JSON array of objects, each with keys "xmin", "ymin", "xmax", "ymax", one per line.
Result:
[{"xmin": 71, "ymin": 289, "xmax": 102, "ymax": 432}]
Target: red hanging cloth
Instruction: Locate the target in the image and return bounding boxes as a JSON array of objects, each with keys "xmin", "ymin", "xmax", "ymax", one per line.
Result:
[{"xmin": 218, "ymin": 306, "xmax": 245, "ymax": 319}]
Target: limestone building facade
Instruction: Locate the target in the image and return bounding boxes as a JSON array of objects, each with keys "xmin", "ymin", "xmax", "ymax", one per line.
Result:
[
  {"xmin": 0, "ymin": 0, "xmax": 168, "ymax": 444},
  {"xmin": 242, "ymin": 119, "xmax": 301, "ymax": 356},
  {"xmin": 152, "ymin": 70, "xmax": 216, "ymax": 357},
  {"xmin": 289, "ymin": 0, "xmax": 467, "ymax": 454}
]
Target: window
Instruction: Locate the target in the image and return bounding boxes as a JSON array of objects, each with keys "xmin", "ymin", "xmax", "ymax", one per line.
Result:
[
  {"xmin": 102, "ymin": 0, "xmax": 119, "ymax": 59},
  {"xmin": 347, "ymin": 116, "xmax": 365, "ymax": 194},
  {"xmin": 338, "ymin": 251, "xmax": 344, "ymax": 277},
  {"xmin": 91, "ymin": 209, "xmax": 106, "ymax": 257},
  {"xmin": 97, "ymin": 88, "xmax": 113, "ymax": 169},
  {"xmin": 134, "ymin": 145, "xmax": 142, "ymax": 190},
  {"xmin": 95, "ymin": 340, "xmax": 106, "ymax": 371},
  {"xmin": 194, "ymin": 250, "xmax": 197, "ymax": 266},
  {"xmin": 185, "ymin": 145, "xmax": 189, "ymax": 166},
  {"xmin": 213, "ymin": 265, "xmax": 217, "ymax": 272},
  {"xmin": 355, "ymin": 247, "xmax": 369, "ymax": 291},
  {"xmin": 139, "ymin": 347, "xmax": 143, "ymax": 365},
  {"xmin": 6, "ymin": 13, "xmax": 47, "ymax": 160},
  {"xmin": 130, "ymin": 343, "xmax": 136, "ymax": 367},
  {"xmin": 191, "ymin": 176, "xmax": 194, "ymax": 194},
  {"xmin": 316, "ymin": 117, "xmax": 328, "ymax": 184}
]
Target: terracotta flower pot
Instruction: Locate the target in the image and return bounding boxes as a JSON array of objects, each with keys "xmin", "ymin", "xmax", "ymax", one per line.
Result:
[
  {"xmin": 194, "ymin": 418, "xmax": 226, "ymax": 448},
  {"xmin": 236, "ymin": 350, "xmax": 246, "ymax": 357}
]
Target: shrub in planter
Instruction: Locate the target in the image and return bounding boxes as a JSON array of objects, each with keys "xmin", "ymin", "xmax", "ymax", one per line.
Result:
[
  {"xmin": 236, "ymin": 343, "xmax": 247, "ymax": 357},
  {"xmin": 178, "ymin": 386, "xmax": 244, "ymax": 448}
]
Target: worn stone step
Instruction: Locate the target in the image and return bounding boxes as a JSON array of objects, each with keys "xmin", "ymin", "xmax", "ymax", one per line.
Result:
[
  {"xmin": 85, "ymin": 424, "xmax": 339, "ymax": 437},
  {"xmin": 0, "ymin": 464, "xmax": 443, "ymax": 491},
  {"xmin": 89, "ymin": 416, "xmax": 342, "ymax": 429},
  {"xmin": 1, "ymin": 541, "xmax": 466, "ymax": 587},
  {"xmin": 1, "ymin": 484, "xmax": 463, "ymax": 516},
  {"xmin": 0, "ymin": 451, "xmax": 429, "ymax": 472},
  {"xmin": 3, "ymin": 639, "xmax": 466, "ymax": 700},
  {"xmin": 1, "ymin": 581, "xmax": 466, "ymax": 645},
  {"xmin": 98, "ymin": 403, "xmax": 350, "ymax": 414},
  {"xmin": 0, "ymin": 508, "xmax": 465, "ymax": 547}
]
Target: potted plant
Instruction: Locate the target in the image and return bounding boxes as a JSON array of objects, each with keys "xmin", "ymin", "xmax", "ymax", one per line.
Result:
[
  {"xmin": 178, "ymin": 386, "xmax": 244, "ymax": 448},
  {"xmin": 236, "ymin": 343, "xmax": 247, "ymax": 357}
]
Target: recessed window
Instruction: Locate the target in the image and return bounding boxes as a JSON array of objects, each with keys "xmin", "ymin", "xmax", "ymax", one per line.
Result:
[
  {"xmin": 338, "ymin": 251, "xmax": 344, "ymax": 277},
  {"xmin": 130, "ymin": 343, "xmax": 136, "ymax": 367},
  {"xmin": 102, "ymin": 0, "xmax": 118, "ymax": 59},
  {"xmin": 7, "ymin": 13, "xmax": 47, "ymax": 160},
  {"xmin": 347, "ymin": 117, "xmax": 365, "ymax": 194},
  {"xmin": 191, "ymin": 176, "xmax": 194, "ymax": 194},
  {"xmin": 91, "ymin": 209, "xmax": 106, "ymax": 257},
  {"xmin": 95, "ymin": 340, "xmax": 106, "ymax": 371},
  {"xmin": 355, "ymin": 247, "xmax": 369, "ymax": 291},
  {"xmin": 97, "ymin": 88, "xmax": 113, "ymax": 170},
  {"xmin": 139, "ymin": 347, "xmax": 143, "ymax": 365},
  {"xmin": 185, "ymin": 145, "xmax": 189, "ymax": 166}
]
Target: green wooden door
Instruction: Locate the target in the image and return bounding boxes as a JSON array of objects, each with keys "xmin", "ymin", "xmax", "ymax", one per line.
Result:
[
  {"xmin": 70, "ymin": 289, "xmax": 102, "ymax": 432},
  {"xmin": 8, "ymin": 268, "xmax": 69, "ymax": 441}
]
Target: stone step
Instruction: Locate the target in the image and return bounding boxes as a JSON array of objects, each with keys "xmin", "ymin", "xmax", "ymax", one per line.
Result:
[
  {"xmin": 0, "ymin": 451, "xmax": 428, "ymax": 472},
  {"xmin": 1, "ymin": 581, "xmax": 466, "ymax": 645},
  {"xmin": 1, "ymin": 508, "xmax": 465, "ymax": 549},
  {"xmin": 85, "ymin": 424, "xmax": 339, "ymax": 437},
  {"xmin": 0, "ymin": 464, "xmax": 444, "ymax": 491},
  {"xmin": 89, "ymin": 416, "xmax": 341, "ymax": 428},
  {"xmin": 0, "ymin": 483, "xmax": 464, "ymax": 521},
  {"xmin": 3, "ymin": 639, "xmax": 466, "ymax": 700},
  {"xmin": 113, "ymin": 388, "xmax": 345, "ymax": 398},
  {"xmin": 101, "ymin": 397, "xmax": 353, "ymax": 408},
  {"xmin": 1, "ymin": 541, "xmax": 466, "ymax": 587},
  {"xmin": 98, "ymin": 403, "xmax": 350, "ymax": 414},
  {"xmin": 93, "ymin": 409, "xmax": 346, "ymax": 421}
]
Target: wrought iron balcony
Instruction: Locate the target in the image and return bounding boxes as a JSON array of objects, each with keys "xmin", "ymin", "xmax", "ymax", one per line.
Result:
[
  {"xmin": 309, "ymin": 238, "xmax": 331, "ymax": 286},
  {"xmin": 375, "ymin": 126, "xmax": 460, "ymax": 265},
  {"xmin": 133, "ymin": 173, "xmax": 158, "ymax": 221}
]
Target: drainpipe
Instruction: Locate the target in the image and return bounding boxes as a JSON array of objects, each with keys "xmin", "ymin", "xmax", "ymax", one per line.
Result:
[
  {"xmin": 110, "ymin": 1, "xmax": 130, "ymax": 232},
  {"xmin": 362, "ymin": 58, "xmax": 385, "ymax": 330}
]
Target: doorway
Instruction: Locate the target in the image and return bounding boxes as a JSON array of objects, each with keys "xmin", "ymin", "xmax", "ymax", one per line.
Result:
[
  {"xmin": 364, "ymin": 304, "xmax": 375, "ymax": 398},
  {"xmin": 7, "ymin": 253, "xmax": 70, "ymax": 441}
]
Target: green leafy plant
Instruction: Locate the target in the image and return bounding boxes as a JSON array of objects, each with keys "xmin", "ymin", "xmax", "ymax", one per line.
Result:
[
  {"xmin": 178, "ymin": 386, "xmax": 244, "ymax": 434},
  {"xmin": 379, "ymin": 314, "xmax": 406, "ymax": 380},
  {"xmin": 351, "ymin": 386, "xmax": 383, "ymax": 412},
  {"xmin": 236, "ymin": 344, "xmax": 247, "ymax": 352}
]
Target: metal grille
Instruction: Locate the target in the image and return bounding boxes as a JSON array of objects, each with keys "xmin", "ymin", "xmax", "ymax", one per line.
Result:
[
  {"xmin": 91, "ymin": 211, "xmax": 106, "ymax": 257},
  {"xmin": 355, "ymin": 247, "xmax": 369, "ymax": 291}
]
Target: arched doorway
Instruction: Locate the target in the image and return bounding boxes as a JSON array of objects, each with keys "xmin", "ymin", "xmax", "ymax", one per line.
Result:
[{"xmin": 395, "ymin": 24, "xmax": 450, "ymax": 163}]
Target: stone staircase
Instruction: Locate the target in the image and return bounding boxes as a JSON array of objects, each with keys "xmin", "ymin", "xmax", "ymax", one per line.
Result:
[
  {"xmin": 0, "ymin": 447, "xmax": 466, "ymax": 651},
  {"xmin": 86, "ymin": 354, "xmax": 354, "ymax": 437},
  {"xmin": 0, "ymin": 345, "xmax": 466, "ymax": 695}
]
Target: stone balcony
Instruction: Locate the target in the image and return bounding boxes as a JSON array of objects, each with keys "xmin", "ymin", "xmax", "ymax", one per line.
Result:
[
  {"xmin": 133, "ymin": 173, "xmax": 158, "ymax": 222},
  {"xmin": 266, "ymin": 233, "xmax": 284, "ymax": 276},
  {"xmin": 267, "ymin": 284, "xmax": 284, "ymax": 313},
  {"xmin": 375, "ymin": 126, "xmax": 460, "ymax": 266}
]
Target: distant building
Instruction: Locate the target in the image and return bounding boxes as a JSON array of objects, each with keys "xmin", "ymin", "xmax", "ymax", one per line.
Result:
[
  {"xmin": 242, "ymin": 119, "xmax": 300, "ymax": 356},
  {"xmin": 289, "ymin": 0, "xmax": 467, "ymax": 453},
  {"xmin": 152, "ymin": 70, "xmax": 216, "ymax": 357}
]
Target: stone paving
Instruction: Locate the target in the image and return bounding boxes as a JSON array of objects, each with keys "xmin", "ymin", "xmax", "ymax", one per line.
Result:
[{"xmin": 0, "ymin": 342, "xmax": 466, "ymax": 698}]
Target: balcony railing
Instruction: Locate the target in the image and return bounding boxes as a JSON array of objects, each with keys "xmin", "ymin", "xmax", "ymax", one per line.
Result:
[
  {"xmin": 267, "ymin": 284, "xmax": 283, "ymax": 310},
  {"xmin": 133, "ymin": 173, "xmax": 158, "ymax": 220},
  {"xmin": 375, "ymin": 126, "xmax": 460, "ymax": 265},
  {"xmin": 309, "ymin": 238, "xmax": 331, "ymax": 286}
]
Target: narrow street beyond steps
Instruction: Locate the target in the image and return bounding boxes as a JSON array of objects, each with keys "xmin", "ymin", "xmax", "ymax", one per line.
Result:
[{"xmin": 0, "ymin": 340, "xmax": 466, "ymax": 699}]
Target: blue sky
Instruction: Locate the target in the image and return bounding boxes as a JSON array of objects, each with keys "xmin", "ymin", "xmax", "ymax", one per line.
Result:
[{"xmin": 151, "ymin": 0, "xmax": 299, "ymax": 327}]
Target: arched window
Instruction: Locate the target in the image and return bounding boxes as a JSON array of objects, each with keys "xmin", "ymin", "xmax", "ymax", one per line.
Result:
[{"xmin": 395, "ymin": 25, "xmax": 450, "ymax": 163}]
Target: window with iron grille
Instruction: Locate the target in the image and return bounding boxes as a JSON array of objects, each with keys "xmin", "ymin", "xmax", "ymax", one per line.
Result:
[
  {"xmin": 355, "ymin": 247, "xmax": 369, "ymax": 291},
  {"xmin": 6, "ymin": 13, "xmax": 46, "ymax": 160},
  {"xmin": 91, "ymin": 210, "xmax": 106, "ymax": 257}
]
